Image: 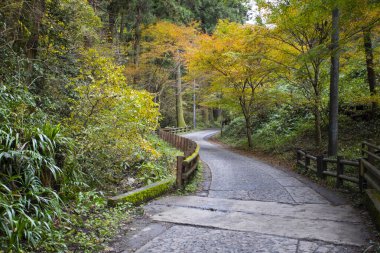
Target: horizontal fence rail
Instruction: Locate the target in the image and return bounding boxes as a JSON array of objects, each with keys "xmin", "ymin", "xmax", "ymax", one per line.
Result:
[
  {"xmin": 296, "ymin": 150, "xmax": 360, "ymax": 188},
  {"xmin": 162, "ymin": 126, "xmax": 192, "ymax": 134},
  {"xmin": 158, "ymin": 128, "xmax": 199, "ymax": 188},
  {"xmin": 296, "ymin": 141, "xmax": 380, "ymax": 191},
  {"xmin": 361, "ymin": 142, "xmax": 380, "ymax": 191}
]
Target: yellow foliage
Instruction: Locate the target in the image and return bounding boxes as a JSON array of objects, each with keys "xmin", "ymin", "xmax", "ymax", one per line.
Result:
[
  {"xmin": 187, "ymin": 20, "xmax": 278, "ymax": 113},
  {"xmin": 68, "ymin": 48, "xmax": 160, "ymax": 157},
  {"xmin": 143, "ymin": 21, "xmax": 199, "ymax": 64}
]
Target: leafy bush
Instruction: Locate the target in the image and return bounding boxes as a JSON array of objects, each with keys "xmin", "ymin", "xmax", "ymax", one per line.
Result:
[
  {"xmin": 220, "ymin": 106, "xmax": 315, "ymax": 152},
  {"xmin": 66, "ymin": 49, "xmax": 161, "ymax": 191},
  {"xmin": 0, "ymin": 125, "xmax": 72, "ymax": 251},
  {"xmin": 222, "ymin": 117, "xmax": 246, "ymax": 139}
]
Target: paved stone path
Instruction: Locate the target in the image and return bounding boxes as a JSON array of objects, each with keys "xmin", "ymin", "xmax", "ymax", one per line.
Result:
[{"xmin": 118, "ymin": 130, "xmax": 372, "ymax": 253}]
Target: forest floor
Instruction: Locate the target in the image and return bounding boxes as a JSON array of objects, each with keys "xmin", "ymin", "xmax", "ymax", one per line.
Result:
[{"xmin": 107, "ymin": 130, "xmax": 378, "ymax": 253}]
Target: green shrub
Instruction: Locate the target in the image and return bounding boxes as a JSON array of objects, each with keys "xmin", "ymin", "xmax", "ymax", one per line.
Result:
[{"xmin": 0, "ymin": 126, "xmax": 72, "ymax": 252}]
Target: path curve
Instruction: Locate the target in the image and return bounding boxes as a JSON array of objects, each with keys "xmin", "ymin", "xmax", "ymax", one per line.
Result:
[
  {"xmin": 120, "ymin": 130, "xmax": 373, "ymax": 253},
  {"xmin": 185, "ymin": 130, "xmax": 328, "ymax": 203}
]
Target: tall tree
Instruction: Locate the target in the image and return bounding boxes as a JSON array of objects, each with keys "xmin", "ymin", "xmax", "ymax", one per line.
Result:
[
  {"xmin": 188, "ymin": 21, "xmax": 276, "ymax": 147},
  {"xmin": 328, "ymin": 7, "xmax": 340, "ymax": 156},
  {"xmin": 261, "ymin": 0, "xmax": 332, "ymax": 147},
  {"xmin": 176, "ymin": 55, "xmax": 187, "ymax": 127},
  {"xmin": 363, "ymin": 28, "xmax": 377, "ymax": 115}
]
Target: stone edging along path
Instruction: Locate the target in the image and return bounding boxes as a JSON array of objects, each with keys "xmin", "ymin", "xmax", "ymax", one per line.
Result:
[{"xmin": 107, "ymin": 177, "xmax": 175, "ymax": 206}]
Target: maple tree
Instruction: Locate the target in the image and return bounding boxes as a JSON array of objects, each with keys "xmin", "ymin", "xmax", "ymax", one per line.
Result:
[{"xmin": 188, "ymin": 21, "xmax": 277, "ymax": 147}]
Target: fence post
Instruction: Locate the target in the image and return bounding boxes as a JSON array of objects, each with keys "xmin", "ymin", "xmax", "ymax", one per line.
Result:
[
  {"xmin": 336, "ymin": 156, "xmax": 344, "ymax": 188},
  {"xmin": 305, "ymin": 152, "xmax": 310, "ymax": 171},
  {"xmin": 316, "ymin": 155, "xmax": 325, "ymax": 179},
  {"xmin": 182, "ymin": 137, "xmax": 186, "ymax": 151},
  {"xmin": 368, "ymin": 144, "xmax": 375, "ymax": 165},
  {"xmin": 296, "ymin": 150, "xmax": 301, "ymax": 165},
  {"xmin": 359, "ymin": 159, "xmax": 364, "ymax": 192},
  {"xmin": 361, "ymin": 142, "xmax": 365, "ymax": 157},
  {"xmin": 185, "ymin": 139, "xmax": 189, "ymax": 156},
  {"xmin": 359, "ymin": 158, "xmax": 367, "ymax": 191},
  {"xmin": 177, "ymin": 156, "xmax": 184, "ymax": 188}
]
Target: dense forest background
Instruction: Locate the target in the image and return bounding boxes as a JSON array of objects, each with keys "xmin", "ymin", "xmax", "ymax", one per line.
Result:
[{"xmin": 0, "ymin": 0, "xmax": 379, "ymax": 252}]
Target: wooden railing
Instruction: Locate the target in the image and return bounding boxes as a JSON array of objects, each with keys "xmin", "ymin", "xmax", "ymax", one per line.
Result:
[
  {"xmin": 360, "ymin": 142, "xmax": 380, "ymax": 191},
  {"xmin": 158, "ymin": 129, "xmax": 199, "ymax": 188},
  {"xmin": 162, "ymin": 126, "xmax": 192, "ymax": 134},
  {"xmin": 297, "ymin": 150, "xmax": 360, "ymax": 188},
  {"xmin": 296, "ymin": 141, "xmax": 380, "ymax": 190}
]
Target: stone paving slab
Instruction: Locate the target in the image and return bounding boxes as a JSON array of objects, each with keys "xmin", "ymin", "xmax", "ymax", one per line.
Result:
[
  {"xmin": 133, "ymin": 225, "xmax": 359, "ymax": 253},
  {"xmin": 277, "ymin": 177, "xmax": 304, "ymax": 187},
  {"xmin": 152, "ymin": 206, "xmax": 369, "ymax": 246},
  {"xmin": 297, "ymin": 241, "xmax": 358, "ymax": 253},
  {"xmin": 152, "ymin": 196, "xmax": 363, "ymax": 222},
  {"xmin": 134, "ymin": 225, "xmax": 298, "ymax": 253},
  {"xmin": 285, "ymin": 186, "xmax": 330, "ymax": 204}
]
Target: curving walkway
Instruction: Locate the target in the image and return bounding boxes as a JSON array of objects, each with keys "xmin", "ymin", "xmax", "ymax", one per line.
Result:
[{"xmin": 120, "ymin": 130, "xmax": 372, "ymax": 253}]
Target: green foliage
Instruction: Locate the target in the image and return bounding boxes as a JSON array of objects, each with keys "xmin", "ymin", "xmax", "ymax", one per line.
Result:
[
  {"xmin": 220, "ymin": 106, "xmax": 315, "ymax": 152},
  {"xmin": 164, "ymin": 0, "xmax": 249, "ymax": 33},
  {"xmin": 0, "ymin": 126, "xmax": 72, "ymax": 252},
  {"xmin": 134, "ymin": 135, "xmax": 181, "ymax": 188},
  {"xmin": 67, "ymin": 48, "xmax": 161, "ymax": 191},
  {"xmin": 36, "ymin": 191, "xmax": 133, "ymax": 252},
  {"xmin": 222, "ymin": 117, "xmax": 246, "ymax": 140},
  {"xmin": 137, "ymin": 162, "xmax": 170, "ymax": 185}
]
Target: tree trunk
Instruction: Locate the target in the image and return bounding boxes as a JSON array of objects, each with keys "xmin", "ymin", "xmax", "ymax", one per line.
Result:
[
  {"xmin": 363, "ymin": 28, "xmax": 377, "ymax": 115},
  {"xmin": 119, "ymin": 12, "xmax": 125, "ymax": 41},
  {"xmin": 89, "ymin": 0, "xmax": 97, "ymax": 12},
  {"xmin": 328, "ymin": 7, "xmax": 340, "ymax": 156},
  {"xmin": 314, "ymin": 106, "xmax": 322, "ymax": 148},
  {"xmin": 244, "ymin": 115, "xmax": 253, "ymax": 148},
  {"xmin": 216, "ymin": 109, "xmax": 222, "ymax": 124},
  {"xmin": 203, "ymin": 108, "xmax": 210, "ymax": 126},
  {"xmin": 23, "ymin": 0, "xmax": 45, "ymax": 90},
  {"xmin": 209, "ymin": 108, "xmax": 214, "ymax": 125},
  {"xmin": 133, "ymin": 5, "xmax": 142, "ymax": 66},
  {"xmin": 176, "ymin": 62, "xmax": 186, "ymax": 127},
  {"xmin": 107, "ymin": 1, "xmax": 117, "ymax": 43},
  {"xmin": 193, "ymin": 80, "xmax": 196, "ymax": 129}
]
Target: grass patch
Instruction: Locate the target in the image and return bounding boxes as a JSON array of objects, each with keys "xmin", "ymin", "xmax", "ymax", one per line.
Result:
[{"xmin": 177, "ymin": 163, "xmax": 204, "ymax": 194}]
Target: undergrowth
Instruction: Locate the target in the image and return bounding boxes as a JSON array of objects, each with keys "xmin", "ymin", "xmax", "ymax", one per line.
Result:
[
  {"xmin": 33, "ymin": 192, "xmax": 132, "ymax": 253},
  {"xmin": 177, "ymin": 163, "xmax": 204, "ymax": 194}
]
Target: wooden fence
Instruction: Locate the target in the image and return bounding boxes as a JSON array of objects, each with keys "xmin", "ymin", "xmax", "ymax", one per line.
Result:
[
  {"xmin": 360, "ymin": 142, "xmax": 380, "ymax": 191},
  {"xmin": 159, "ymin": 128, "xmax": 199, "ymax": 188},
  {"xmin": 162, "ymin": 126, "xmax": 192, "ymax": 134},
  {"xmin": 297, "ymin": 141, "xmax": 380, "ymax": 190}
]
